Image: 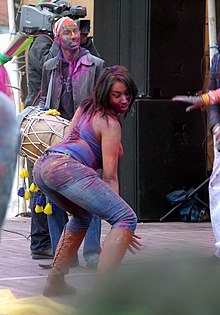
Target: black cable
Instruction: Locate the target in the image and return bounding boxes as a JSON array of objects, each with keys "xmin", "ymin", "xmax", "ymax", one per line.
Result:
[{"xmin": 2, "ymin": 228, "xmax": 30, "ymax": 239}]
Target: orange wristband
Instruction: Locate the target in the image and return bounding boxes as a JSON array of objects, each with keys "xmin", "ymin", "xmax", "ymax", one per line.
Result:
[{"xmin": 201, "ymin": 93, "xmax": 210, "ymax": 107}]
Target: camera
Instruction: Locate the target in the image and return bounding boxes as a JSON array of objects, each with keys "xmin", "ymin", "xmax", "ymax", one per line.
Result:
[{"xmin": 19, "ymin": 1, "xmax": 90, "ymax": 35}]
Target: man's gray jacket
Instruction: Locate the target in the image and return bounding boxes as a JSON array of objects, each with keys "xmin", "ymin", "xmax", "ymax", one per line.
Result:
[{"xmin": 38, "ymin": 48, "xmax": 105, "ymax": 113}]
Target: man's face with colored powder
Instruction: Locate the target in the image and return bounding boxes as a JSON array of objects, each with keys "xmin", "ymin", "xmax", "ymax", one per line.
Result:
[{"xmin": 59, "ymin": 24, "xmax": 80, "ymax": 51}]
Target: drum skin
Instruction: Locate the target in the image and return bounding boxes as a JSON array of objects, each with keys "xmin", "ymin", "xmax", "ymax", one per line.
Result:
[{"xmin": 19, "ymin": 108, "xmax": 70, "ymax": 163}]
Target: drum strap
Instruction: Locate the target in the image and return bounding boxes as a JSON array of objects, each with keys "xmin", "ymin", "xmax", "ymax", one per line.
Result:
[
  {"xmin": 17, "ymin": 71, "xmax": 54, "ymax": 126},
  {"xmin": 45, "ymin": 71, "xmax": 54, "ymax": 109},
  {"xmin": 17, "ymin": 106, "xmax": 35, "ymax": 126}
]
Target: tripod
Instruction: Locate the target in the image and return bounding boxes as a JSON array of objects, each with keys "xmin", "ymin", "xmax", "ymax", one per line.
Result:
[{"xmin": 159, "ymin": 177, "xmax": 210, "ymax": 222}]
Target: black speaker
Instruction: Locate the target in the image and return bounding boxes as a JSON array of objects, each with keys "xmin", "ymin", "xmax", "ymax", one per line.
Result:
[
  {"xmin": 93, "ymin": 1, "xmax": 121, "ymax": 66},
  {"xmin": 94, "ymin": 0, "xmax": 206, "ymax": 98},
  {"xmin": 118, "ymin": 99, "xmax": 207, "ymax": 221},
  {"xmin": 145, "ymin": 0, "xmax": 206, "ymax": 98}
]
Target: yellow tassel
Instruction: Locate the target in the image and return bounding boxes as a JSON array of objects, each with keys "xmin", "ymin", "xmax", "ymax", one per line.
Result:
[
  {"xmin": 19, "ymin": 169, "xmax": 25, "ymax": 178},
  {"xmin": 45, "ymin": 109, "xmax": 61, "ymax": 116},
  {"xmin": 19, "ymin": 168, "xmax": 29, "ymax": 178},
  {"xmin": 24, "ymin": 190, "xmax": 30, "ymax": 200},
  {"xmin": 35, "ymin": 205, "xmax": 44, "ymax": 213},
  {"xmin": 44, "ymin": 203, "xmax": 53, "ymax": 215},
  {"xmin": 29, "ymin": 183, "xmax": 39, "ymax": 192}
]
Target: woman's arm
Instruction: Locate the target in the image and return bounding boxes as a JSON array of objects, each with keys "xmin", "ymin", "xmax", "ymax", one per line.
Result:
[{"xmin": 99, "ymin": 117, "xmax": 122, "ymax": 194}]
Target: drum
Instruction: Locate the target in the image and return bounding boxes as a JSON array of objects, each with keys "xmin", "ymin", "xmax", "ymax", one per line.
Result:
[{"xmin": 18, "ymin": 107, "xmax": 70, "ymax": 162}]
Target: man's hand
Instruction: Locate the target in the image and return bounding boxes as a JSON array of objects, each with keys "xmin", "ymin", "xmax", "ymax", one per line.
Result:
[
  {"xmin": 172, "ymin": 95, "xmax": 204, "ymax": 112},
  {"xmin": 128, "ymin": 233, "xmax": 142, "ymax": 254}
]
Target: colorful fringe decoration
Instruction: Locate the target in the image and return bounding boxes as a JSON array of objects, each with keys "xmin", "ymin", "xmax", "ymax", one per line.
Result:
[
  {"xmin": 35, "ymin": 195, "xmax": 44, "ymax": 213},
  {"xmin": 29, "ymin": 182, "xmax": 39, "ymax": 193},
  {"xmin": 44, "ymin": 202, "xmax": 53, "ymax": 215},
  {"xmin": 17, "ymin": 187, "xmax": 25, "ymax": 198},
  {"xmin": 18, "ymin": 172, "xmax": 56, "ymax": 215},
  {"xmin": 19, "ymin": 168, "xmax": 29, "ymax": 178},
  {"xmin": 17, "ymin": 164, "xmax": 60, "ymax": 215},
  {"xmin": 17, "ymin": 166, "xmax": 57, "ymax": 215},
  {"xmin": 35, "ymin": 198, "xmax": 58, "ymax": 215},
  {"xmin": 0, "ymin": 32, "xmax": 34, "ymax": 65},
  {"xmin": 0, "ymin": 32, "xmax": 34, "ymax": 105},
  {"xmin": 17, "ymin": 168, "xmax": 31, "ymax": 201}
]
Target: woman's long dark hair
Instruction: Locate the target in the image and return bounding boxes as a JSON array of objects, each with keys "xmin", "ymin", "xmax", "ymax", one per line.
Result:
[{"xmin": 81, "ymin": 65, "xmax": 138, "ymax": 119}]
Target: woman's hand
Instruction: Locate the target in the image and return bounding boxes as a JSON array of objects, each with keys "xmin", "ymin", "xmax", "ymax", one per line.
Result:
[{"xmin": 128, "ymin": 233, "xmax": 142, "ymax": 254}]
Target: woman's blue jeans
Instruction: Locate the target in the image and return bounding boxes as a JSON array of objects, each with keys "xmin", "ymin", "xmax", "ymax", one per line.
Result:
[{"xmin": 33, "ymin": 154, "xmax": 137, "ymax": 235}]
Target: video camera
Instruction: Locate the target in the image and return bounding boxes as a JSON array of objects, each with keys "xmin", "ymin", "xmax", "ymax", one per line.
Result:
[{"xmin": 19, "ymin": 1, "xmax": 90, "ymax": 35}]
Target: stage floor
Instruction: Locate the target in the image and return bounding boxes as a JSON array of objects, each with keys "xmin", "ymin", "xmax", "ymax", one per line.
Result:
[{"xmin": 0, "ymin": 217, "xmax": 217, "ymax": 310}]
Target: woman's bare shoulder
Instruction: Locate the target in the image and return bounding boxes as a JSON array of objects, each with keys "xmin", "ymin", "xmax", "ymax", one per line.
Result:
[
  {"xmin": 92, "ymin": 113, "xmax": 121, "ymax": 138},
  {"xmin": 93, "ymin": 113, "xmax": 120, "ymax": 128}
]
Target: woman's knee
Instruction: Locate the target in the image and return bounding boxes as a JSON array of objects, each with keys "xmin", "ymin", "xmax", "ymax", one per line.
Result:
[{"xmin": 114, "ymin": 210, "xmax": 138, "ymax": 232}]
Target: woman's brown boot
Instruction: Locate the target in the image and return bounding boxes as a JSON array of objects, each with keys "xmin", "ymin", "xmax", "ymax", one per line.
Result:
[{"xmin": 43, "ymin": 228, "xmax": 86, "ymax": 297}]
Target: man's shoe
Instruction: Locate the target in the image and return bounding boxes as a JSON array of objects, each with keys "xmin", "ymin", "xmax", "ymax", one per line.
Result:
[
  {"xmin": 39, "ymin": 263, "xmax": 52, "ymax": 269},
  {"xmin": 39, "ymin": 256, "xmax": 79, "ymax": 269},
  {"xmin": 31, "ymin": 248, "xmax": 54, "ymax": 260}
]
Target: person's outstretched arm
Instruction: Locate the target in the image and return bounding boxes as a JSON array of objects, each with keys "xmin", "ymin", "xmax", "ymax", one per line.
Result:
[{"xmin": 172, "ymin": 89, "xmax": 220, "ymax": 112}]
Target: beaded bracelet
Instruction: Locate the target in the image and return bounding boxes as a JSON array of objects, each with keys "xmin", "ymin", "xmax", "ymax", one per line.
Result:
[{"xmin": 201, "ymin": 93, "xmax": 210, "ymax": 107}]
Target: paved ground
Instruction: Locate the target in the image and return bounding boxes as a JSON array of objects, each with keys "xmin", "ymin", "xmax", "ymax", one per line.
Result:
[{"xmin": 0, "ymin": 217, "xmax": 219, "ymax": 314}]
